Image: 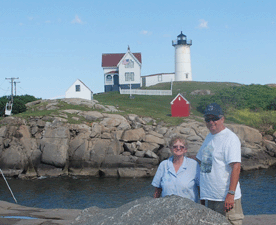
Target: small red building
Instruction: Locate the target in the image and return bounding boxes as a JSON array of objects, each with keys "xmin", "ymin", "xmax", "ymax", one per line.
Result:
[{"xmin": 170, "ymin": 93, "xmax": 190, "ymax": 117}]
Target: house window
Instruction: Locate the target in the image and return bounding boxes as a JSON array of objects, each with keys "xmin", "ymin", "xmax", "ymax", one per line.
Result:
[
  {"xmin": 186, "ymin": 73, "xmax": 189, "ymax": 79},
  {"xmin": 125, "ymin": 72, "xmax": 134, "ymax": 81},
  {"xmin": 124, "ymin": 59, "xmax": 134, "ymax": 68},
  {"xmin": 158, "ymin": 75, "xmax": 162, "ymax": 82},
  {"xmin": 75, "ymin": 85, "xmax": 80, "ymax": 92},
  {"xmin": 106, "ymin": 75, "xmax": 112, "ymax": 82}
]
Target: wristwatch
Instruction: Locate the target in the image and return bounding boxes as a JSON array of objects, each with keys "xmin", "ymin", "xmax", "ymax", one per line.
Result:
[{"xmin": 228, "ymin": 190, "xmax": 235, "ymax": 195}]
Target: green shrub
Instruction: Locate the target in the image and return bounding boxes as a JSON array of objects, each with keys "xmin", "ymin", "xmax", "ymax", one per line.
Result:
[
  {"xmin": 197, "ymin": 84, "xmax": 276, "ymax": 113},
  {"xmin": 0, "ymin": 95, "xmax": 40, "ymax": 116}
]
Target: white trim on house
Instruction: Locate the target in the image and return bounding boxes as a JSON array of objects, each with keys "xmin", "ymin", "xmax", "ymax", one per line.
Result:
[
  {"xmin": 117, "ymin": 50, "xmax": 142, "ymax": 68},
  {"xmin": 170, "ymin": 93, "xmax": 190, "ymax": 105}
]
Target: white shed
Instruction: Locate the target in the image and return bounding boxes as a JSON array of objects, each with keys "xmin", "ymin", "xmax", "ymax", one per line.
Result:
[
  {"xmin": 141, "ymin": 73, "xmax": 175, "ymax": 87},
  {"xmin": 65, "ymin": 79, "xmax": 93, "ymax": 100}
]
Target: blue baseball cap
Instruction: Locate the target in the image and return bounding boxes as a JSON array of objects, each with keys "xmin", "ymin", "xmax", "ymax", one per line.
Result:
[{"xmin": 204, "ymin": 103, "xmax": 224, "ymax": 117}]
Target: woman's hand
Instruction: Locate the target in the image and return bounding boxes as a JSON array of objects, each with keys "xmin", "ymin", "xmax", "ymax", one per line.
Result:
[{"xmin": 154, "ymin": 187, "xmax": 162, "ymax": 198}]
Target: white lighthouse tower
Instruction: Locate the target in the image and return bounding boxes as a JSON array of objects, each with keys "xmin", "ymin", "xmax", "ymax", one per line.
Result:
[{"xmin": 172, "ymin": 31, "xmax": 192, "ymax": 81}]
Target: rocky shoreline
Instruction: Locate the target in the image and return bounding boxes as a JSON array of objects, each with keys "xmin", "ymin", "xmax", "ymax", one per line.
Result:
[
  {"xmin": 0, "ymin": 98, "xmax": 276, "ymax": 179},
  {"xmin": 0, "ymin": 199, "xmax": 275, "ymax": 225}
]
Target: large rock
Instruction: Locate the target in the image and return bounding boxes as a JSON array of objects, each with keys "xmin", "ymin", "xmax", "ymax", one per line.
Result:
[
  {"xmin": 102, "ymin": 114, "xmax": 131, "ymax": 130},
  {"xmin": 226, "ymin": 124, "xmax": 263, "ymax": 144},
  {"xmin": 1, "ymin": 107, "xmax": 276, "ymax": 178},
  {"xmin": 263, "ymin": 140, "xmax": 276, "ymax": 157},
  {"xmin": 122, "ymin": 128, "xmax": 146, "ymax": 142},
  {"xmin": 68, "ymin": 138, "xmax": 90, "ymax": 168},
  {"xmin": 138, "ymin": 142, "xmax": 160, "ymax": 152},
  {"xmin": 78, "ymin": 111, "xmax": 103, "ymax": 121},
  {"xmin": 145, "ymin": 134, "xmax": 165, "ymax": 145},
  {"xmin": 0, "ymin": 126, "xmax": 7, "ymax": 137},
  {"xmin": 61, "ymin": 98, "xmax": 98, "ymax": 108},
  {"xmin": 72, "ymin": 195, "xmax": 230, "ymax": 225},
  {"xmin": 0, "ymin": 145, "xmax": 26, "ymax": 169},
  {"xmin": 40, "ymin": 122, "xmax": 70, "ymax": 168},
  {"xmin": 0, "ymin": 125, "xmax": 37, "ymax": 170},
  {"xmin": 90, "ymin": 123, "xmax": 103, "ymax": 138},
  {"xmin": 88, "ymin": 139, "xmax": 111, "ymax": 167}
]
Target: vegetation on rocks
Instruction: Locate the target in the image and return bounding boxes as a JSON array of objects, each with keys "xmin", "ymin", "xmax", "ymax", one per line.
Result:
[
  {"xmin": 0, "ymin": 95, "xmax": 39, "ymax": 116},
  {"xmin": 1, "ymin": 81, "xmax": 276, "ymax": 134},
  {"xmin": 94, "ymin": 82, "xmax": 276, "ymax": 134}
]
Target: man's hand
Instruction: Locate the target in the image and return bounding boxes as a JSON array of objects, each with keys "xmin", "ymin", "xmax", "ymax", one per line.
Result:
[{"xmin": 224, "ymin": 193, "xmax": 235, "ymax": 212}]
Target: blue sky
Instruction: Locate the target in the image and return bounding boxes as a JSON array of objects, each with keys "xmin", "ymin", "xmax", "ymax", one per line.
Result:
[{"xmin": 0, "ymin": 0, "xmax": 275, "ymax": 99}]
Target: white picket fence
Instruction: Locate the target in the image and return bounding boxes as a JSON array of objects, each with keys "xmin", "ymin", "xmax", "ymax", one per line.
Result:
[{"xmin": 119, "ymin": 88, "xmax": 172, "ymax": 96}]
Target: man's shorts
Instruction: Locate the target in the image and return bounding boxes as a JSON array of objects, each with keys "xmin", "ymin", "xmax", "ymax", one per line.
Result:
[{"xmin": 207, "ymin": 198, "xmax": 244, "ymax": 225}]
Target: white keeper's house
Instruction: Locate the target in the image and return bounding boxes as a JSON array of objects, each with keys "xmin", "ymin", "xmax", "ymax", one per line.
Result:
[
  {"xmin": 65, "ymin": 79, "xmax": 93, "ymax": 100},
  {"xmin": 101, "ymin": 46, "xmax": 142, "ymax": 92}
]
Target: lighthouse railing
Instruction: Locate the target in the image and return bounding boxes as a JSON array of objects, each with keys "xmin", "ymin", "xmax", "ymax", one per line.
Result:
[{"xmin": 172, "ymin": 39, "xmax": 192, "ymax": 46}]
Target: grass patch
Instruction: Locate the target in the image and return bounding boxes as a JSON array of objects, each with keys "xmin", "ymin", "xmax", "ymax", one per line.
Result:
[
  {"xmin": 227, "ymin": 108, "xmax": 276, "ymax": 132},
  {"xmin": 2, "ymin": 81, "xmax": 275, "ymax": 133},
  {"xmin": 94, "ymin": 81, "xmax": 242, "ymax": 125}
]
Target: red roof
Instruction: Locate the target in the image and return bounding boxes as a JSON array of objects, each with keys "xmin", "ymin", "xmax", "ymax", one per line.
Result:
[
  {"xmin": 104, "ymin": 70, "xmax": 118, "ymax": 74},
  {"xmin": 102, "ymin": 53, "xmax": 142, "ymax": 67}
]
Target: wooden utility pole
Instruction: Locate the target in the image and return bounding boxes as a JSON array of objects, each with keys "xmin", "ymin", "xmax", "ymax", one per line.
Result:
[
  {"xmin": 14, "ymin": 81, "xmax": 20, "ymax": 96},
  {"xmin": 5, "ymin": 77, "xmax": 19, "ymax": 103}
]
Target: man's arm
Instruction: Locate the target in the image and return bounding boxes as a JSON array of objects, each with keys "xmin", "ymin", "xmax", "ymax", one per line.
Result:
[{"xmin": 225, "ymin": 162, "xmax": 241, "ymax": 212}]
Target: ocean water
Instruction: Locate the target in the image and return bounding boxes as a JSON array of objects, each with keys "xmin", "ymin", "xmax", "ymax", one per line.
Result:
[{"xmin": 0, "ymin": 168, "xmax": 275, "ymax": 215}]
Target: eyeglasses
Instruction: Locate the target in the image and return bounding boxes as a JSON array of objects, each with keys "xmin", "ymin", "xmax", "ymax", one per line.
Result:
[
  {"xmin": 172, "ymin": 145, "xmax": 186, "ymax": 150},
  {"xmin": 205, "ymin": 116, "xmax": 221, "ymax": 123}
]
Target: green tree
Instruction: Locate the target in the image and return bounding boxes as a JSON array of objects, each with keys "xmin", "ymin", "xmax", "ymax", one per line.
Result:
[{"xmin": 0, "ymin": 95, "xmax": 40, "ymax": 116}]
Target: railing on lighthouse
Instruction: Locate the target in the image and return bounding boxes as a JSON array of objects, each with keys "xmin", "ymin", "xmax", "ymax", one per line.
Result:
[{"xmin": 172, "ymin": 39, "xmax": 192, "ymax": 46}]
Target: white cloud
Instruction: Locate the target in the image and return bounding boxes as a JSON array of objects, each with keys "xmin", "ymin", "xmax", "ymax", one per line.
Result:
[
  {"xmin": 198, "ymin": 19, "xmax": 208, "ymax": 29},
  {"xmin": 141, "ymin": 30, "xmax": 148, "ymax": 35},
  {"xmin": 71, "ymin": 15, "xmax": 82, "ymax": 24},
  {"xmin": 28, "ymin": 17, "xmax": 34, "ymax": 21},
  {"xmin": 45, "ymin": 20, "xmax": 51, "ymax": 24},
  {"xmin": 141, "ymin": 30, "xmax": 152, "ymax": 35},
  {"xmin": 19, "ymin": 22, "xmax": 24, "ymax": 26}
]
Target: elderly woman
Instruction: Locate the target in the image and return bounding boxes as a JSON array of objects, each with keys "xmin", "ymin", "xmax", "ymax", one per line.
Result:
[{"xmin": 151, "ymin": 135, "xmax": 200, "ymax": 202}]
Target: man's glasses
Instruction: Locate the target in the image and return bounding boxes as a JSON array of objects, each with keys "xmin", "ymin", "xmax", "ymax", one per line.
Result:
[
  {"xmin": 172, "ymin": 145, "xmax": 186, "ymax": 150},
  {"xmin": 205, "ymin": 116, "xmax": 221, "ymax": 123}
]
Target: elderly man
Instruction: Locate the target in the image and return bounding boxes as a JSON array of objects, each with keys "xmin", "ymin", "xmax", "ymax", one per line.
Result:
[{"xmin": 196, "ymin": 103, "xmax": 244, "ymax": 225}]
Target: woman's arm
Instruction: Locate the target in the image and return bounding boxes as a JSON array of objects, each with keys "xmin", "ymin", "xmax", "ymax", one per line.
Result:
[{"xmin": 154, "ymin": 187, "xmax": 162, "ymax": 198}]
